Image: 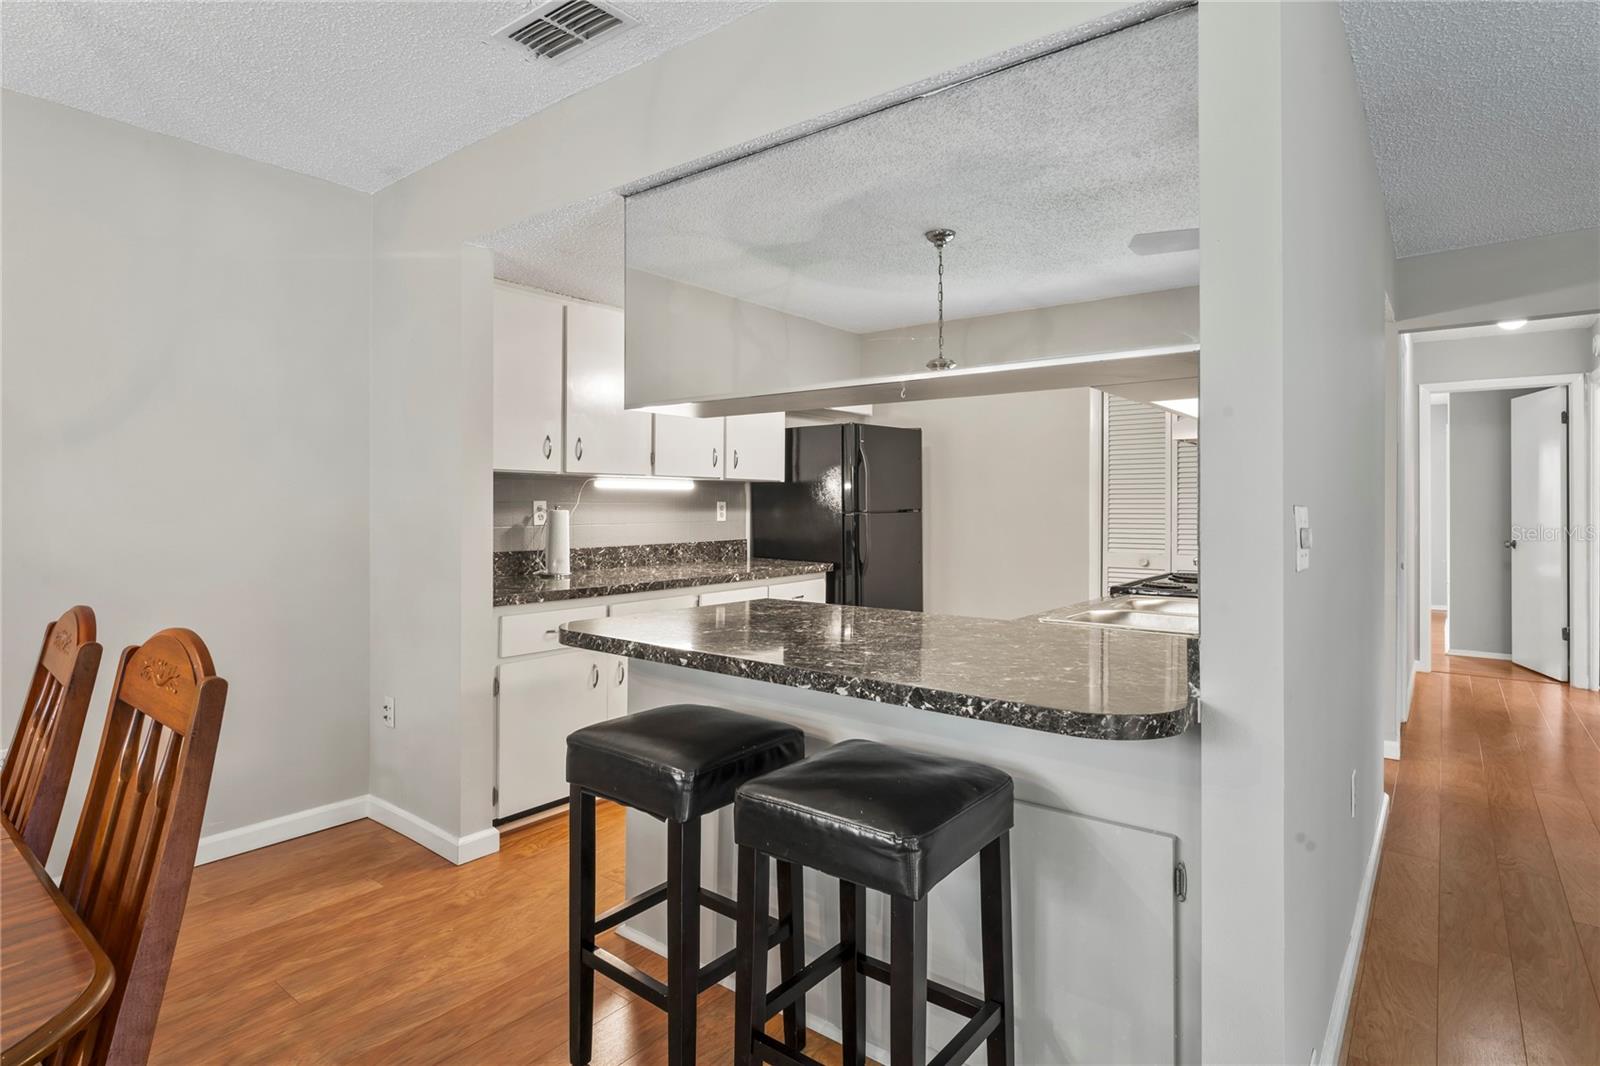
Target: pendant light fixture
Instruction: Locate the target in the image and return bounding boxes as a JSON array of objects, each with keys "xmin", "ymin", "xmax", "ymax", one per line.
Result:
[{"xmin": 924, "ymin": 228, "xmax": 957, "ymax": 371}]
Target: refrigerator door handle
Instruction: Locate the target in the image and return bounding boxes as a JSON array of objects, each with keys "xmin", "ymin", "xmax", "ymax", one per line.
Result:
[{"xmin": 853, "ymin": 435, "xmax": 867, "ymax": 514}]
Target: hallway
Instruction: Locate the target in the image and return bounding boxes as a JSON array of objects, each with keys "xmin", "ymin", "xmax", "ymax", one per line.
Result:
[{"xmin": 1344, "ymin": 616, "xmax": 1600, "ymax": 1063}]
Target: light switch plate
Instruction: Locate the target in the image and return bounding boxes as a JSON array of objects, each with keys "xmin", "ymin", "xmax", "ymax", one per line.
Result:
[{"xmin": 1293, "ymin": 506, "xmax": 1311, "ymax": 572}]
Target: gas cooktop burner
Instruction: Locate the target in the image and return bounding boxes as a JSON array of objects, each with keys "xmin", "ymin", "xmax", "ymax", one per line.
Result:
[{"xmin": 1110, "ymin": 572, "xmax": 1199, "ymax": 598}]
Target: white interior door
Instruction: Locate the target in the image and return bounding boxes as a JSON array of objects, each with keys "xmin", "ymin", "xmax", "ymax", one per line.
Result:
[{"xmin": 1510, "ymin": 386, "xmax": 1568, "ymax": 681}]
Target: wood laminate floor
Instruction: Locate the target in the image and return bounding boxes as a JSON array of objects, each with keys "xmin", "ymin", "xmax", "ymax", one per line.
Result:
[
  {"xmin": 150, "ymin": 802, "xmax": 850, "ymax": 1065},
  {"xmin": 1345, "ymin": 614, "xmax": 1600, "ymax": 1065}
]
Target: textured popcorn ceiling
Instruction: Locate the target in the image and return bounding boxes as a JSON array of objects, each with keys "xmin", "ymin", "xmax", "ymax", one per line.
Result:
[
  {"xmin": 491, "ymin": 194, "xmax": 626, "ymax": 306},
  {"xmin": 621, "ymin": 6, "xmax": 1198, "ymax": 334},
  {"xmin": 0, "ymin": 0, "xmax": 763, "ymax": 192},
  {"xmin": 1341, "ymin": 1, "xmax": 1600, "ymax": 259}
]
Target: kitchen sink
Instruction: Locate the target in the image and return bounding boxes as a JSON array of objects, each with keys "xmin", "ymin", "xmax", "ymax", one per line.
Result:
[{"xmin": 1040, "ymin": 595, "xmax": 1198, "ymax": 636}]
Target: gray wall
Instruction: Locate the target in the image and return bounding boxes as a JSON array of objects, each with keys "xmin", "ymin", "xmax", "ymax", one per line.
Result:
[
  {"xmin": 493, "ymin": 473, "xmax": 747, "ymax": 552},
  {"xmin": 1413, "ymin": 326, "xmax": 1594, "ymax": 385},
  {"xmin": 1430, "ymin": 404, "xmax": 1449, "ymax": 606},
  {"xmin": 1, "ymin": 91, "xmax": 372, "ymax": 862},
  {"xmin": 871, "ymin": 389, "xmax": 1099, "ymax": 619},
  {"xmin": 1447, "ymin": 389, "xmax": 1535, "ymax": 656}
]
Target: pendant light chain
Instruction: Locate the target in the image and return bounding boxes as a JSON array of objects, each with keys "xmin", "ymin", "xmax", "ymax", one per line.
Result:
[{"xmin": 924, "ymin": 228, "xmax": 957, "ymax": 371}]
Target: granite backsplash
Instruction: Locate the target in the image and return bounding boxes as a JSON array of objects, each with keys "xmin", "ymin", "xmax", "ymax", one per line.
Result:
[{"xmin": 494, "ymin": 539, "xmax": 748, "ymax": 584}]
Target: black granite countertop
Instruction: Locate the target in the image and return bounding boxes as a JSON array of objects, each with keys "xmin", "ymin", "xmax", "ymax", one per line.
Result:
[
  {"xmin": 559, "ymin": 599, "xmax": 1198, "ymax": 741},
  {"xmin": 494, "ymin": 558, "xmax": 832, "ymax": 608}
]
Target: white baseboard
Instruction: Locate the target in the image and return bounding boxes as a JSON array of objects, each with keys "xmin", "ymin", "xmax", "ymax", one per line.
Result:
[
  {"xmin": 1446, "ymin": 647, "xmax": 1512, "ymax": 661},
  {"xmin": 365, "ymin": 795, "xmax": 501, "ymax": 865},
  {"xmin": 1383, "ymin": 740, "xmax": 1401, "ymax": 761},
  {"xmin": 1316, "ymin": 791, "xmax": 1391, "ymax": 1065},
  {"xmin": 197, "ymin": 795, "xmax": 501, "ymax": 867},
  {"xmin": 195, "ymin": 796, "xmax": 368, "ymax": 866}
]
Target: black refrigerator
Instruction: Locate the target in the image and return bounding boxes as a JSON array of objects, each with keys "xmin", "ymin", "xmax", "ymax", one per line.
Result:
[{"xmin": 751, "ymin": 423, "xmax": 923, "ymax": 611}]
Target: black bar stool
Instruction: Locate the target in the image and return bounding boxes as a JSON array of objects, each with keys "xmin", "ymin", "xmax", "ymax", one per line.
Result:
[
  {"xmin": 566, "ymin": 704, "xmax": 810, "ymax": 1066},
  {"xmin": 732, "ymin": 739, "xmax": 1015, "ymax": 1066}
]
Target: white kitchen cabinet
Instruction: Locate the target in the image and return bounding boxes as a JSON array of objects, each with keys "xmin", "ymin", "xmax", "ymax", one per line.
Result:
[
  {"xmin": 565, "ymin": 301, "xmax": 653, "ymax": 475},
  {"xmin": 603, "ymin": 654, "xmax": 629, "ymax": 719},
  {"xmin": 724, "ymin": 413, "xmax": 786, "ymax": 482},
  {"xmin": 697, "ymin": 585, "xmax": 768, "ymax": 605},
  {"xmin": 496, "ymin": 650, "xmax": 607, "ymax": 818},
  {"xmin": 607, "ymin": 593, "xmax": 701, "ymax": 617},
  {"xmin": 492, "ymin": 283, "xmax": 565, "ymax": 473},
  {"xmin": 769, "ymin": 577, "xmax": 826, "ymax": 603},
  {"xmin": 653, "ymin": 414, "xmax": 726, "ymax": 479}
]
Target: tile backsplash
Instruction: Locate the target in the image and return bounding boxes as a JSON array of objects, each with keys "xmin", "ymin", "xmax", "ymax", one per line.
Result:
[{"xmin": 493, "ymin": 473, "xmax": 748, "ymax": 553}]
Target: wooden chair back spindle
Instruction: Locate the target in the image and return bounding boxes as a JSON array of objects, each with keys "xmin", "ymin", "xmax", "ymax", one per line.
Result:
[
  {"xmin": 53, "ymin": 628, "xmax": 227, "ymax": 1066},
  {"xmin": 1, "ymin": 606, "xmax": 103, "ymax": 860}
]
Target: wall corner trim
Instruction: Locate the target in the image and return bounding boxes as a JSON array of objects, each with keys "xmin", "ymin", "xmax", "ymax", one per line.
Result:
[
  {"xmin": 1315, "ymin": 790, "xmax": 1391, "ymax": 1065},
  {"xmin": 196, "ymin": 795, "xmax": 501, "ymax": 867}
]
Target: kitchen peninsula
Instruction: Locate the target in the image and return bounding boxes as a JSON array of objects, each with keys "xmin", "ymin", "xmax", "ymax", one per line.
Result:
[{"xmin": 560, "ymin": 599, "xmax": 1201, "ymax": 1064}]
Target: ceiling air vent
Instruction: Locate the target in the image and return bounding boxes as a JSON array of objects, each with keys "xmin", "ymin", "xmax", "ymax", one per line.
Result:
[{"xmin": 493, "ymin": 0, "xmax": 634, "ymax": 63}]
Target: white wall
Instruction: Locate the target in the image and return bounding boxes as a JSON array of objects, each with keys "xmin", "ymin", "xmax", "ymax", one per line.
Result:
[
  {"xmin": 1199, "ymin": 4, "xmax": 1394, "ymax": 1061},
  {"xmin": 871, "ymin": 389, "xmax": 1099, "ymax": 619},
  {"xmin": 860, "ymin": 286, "xmax": 1200, "ymax": 375},
  {"xmin": 1430, "ymin": 403, "xmax": 1449, "ymax": 606},
  {"xmin": 1447, "ymin": 389, "xmax": 1534, "ymax": 656},
  {"xmin": 0, "ymin": 91, "xmax": 372, "ymax": 865},
  {"xmin": 368, "ymin": 1, "xmax": 1136, "ymax": 844},
  {"xmin": 1414, "ymin": 326, "xmax": 1597, "ymax": 385},
  {"xmin": 1395, "ymin": 227, "xmax": 1600, "ymax": 331}
]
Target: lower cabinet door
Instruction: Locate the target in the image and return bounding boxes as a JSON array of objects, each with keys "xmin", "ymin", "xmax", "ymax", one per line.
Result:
[
  {"xmin": 604, "ymin": 654, "xmax": 629, "ymax": 719},
  {"xmin": 497, "ymin": 650, "xmax": 607, "ymax": 819}
]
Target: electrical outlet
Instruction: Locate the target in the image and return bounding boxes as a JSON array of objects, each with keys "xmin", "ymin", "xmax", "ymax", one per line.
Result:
[
  {"xmin": 1350, "ymin": 768, "xmax": 1357, "ymax": 818},
  {"xmin": 716, "ymin": 501, "xmax": 727, "ymax": 522},
  {"xmin": 381, "ymin": 697, "xmax": 396, "ymax": 729},
  {"xmin": 533, "ymin": 500, "xmax": 548, "ymax": 527}
]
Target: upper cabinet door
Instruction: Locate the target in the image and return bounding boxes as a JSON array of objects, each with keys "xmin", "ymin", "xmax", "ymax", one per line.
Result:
[
  {"xmin": 492, "ymin": 283, "xmax": 564, "ymax": 473},
  {"xmin": 724, "ymin": 413, "xmax": 786, "ymax": 482},
  {"xmin": 653, "ymin": 414, "xmax": 725, "ymax": 479},
  {"xmin": 565, "ymin": 302, "xmax": 653, "ymax": 475}
]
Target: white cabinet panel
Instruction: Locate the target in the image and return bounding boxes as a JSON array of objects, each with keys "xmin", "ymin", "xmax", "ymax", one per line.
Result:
[
  {"xmin": 697, "ymin": 584, "xmax": 768, "ymax": 605},
  {"xmin": 725, "ymin": 413, "xmax": 786, "ymax": 481},
  {"xmin": 607, "ymin": 593, "xmax": 701, "ymax": 617},
  {"xmin": 496, "ymin": 651, "xmax": 606, "ymax": 817},
  {"xmin": 769, "ymin": 577, "xmax": 826, "ymax": 603},
  {"xmin": 604, "ymin": 654, "xmax": 629, "ymax": 720},
  {"xmin": 498, "ymin": 603, "xmax": 606, "ymax": 658},
  {"xmin": 653, "ymin": 414, "xmax": 726, "ymax": 479},
  {"xmin": 493, "ymin": 284, "xmax": 564, "ymax": 473},
  {"xmin": 566, "ymin": 302, "xmax": 653, "ymax": 475}
]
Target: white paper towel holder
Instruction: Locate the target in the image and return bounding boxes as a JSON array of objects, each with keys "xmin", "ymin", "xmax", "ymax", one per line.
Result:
[{"xmin": 547, "ymin": 508, "xmax": 572, "ymax": 577}]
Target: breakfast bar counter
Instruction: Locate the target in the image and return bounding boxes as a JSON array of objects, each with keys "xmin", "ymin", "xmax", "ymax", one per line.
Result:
[{"xmin": 560, "ymin": 598, "xmax": 1202, "ymax": 1063}]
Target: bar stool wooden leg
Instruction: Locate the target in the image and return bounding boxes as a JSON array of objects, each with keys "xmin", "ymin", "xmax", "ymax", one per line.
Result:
[
  {"xmin": 839, "ymin": 879, "xmax": 867, "ymax": 1066},
  {"xmin": 981, "ymin": 832, "xmax": 1015, "ymax": 1066},
  {"xmin": 776, "ymin": 860, "xmax": 807, "ymax": 1051},
  {"xmin": 568, "ymin": 788, "xmax": 596, "ymax": 1066},
  {"xmin": 734, "ymin": 845, "xmax": 770, "ymax": 1066},
  {"xmin": 889, "ymin": 894, "xmax": 928, "ymax": 1066},
  {"xmin": 666, "ymin": 817, "xmax": 702, "ymax": 1066}
]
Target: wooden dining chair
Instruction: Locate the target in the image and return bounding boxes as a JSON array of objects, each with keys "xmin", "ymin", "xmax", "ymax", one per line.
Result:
[
  {"xmin": 51, "ymin": 628, "xmax": 227, "ymax": 1066},
  {"xmin": 1, "ymin": 606, "xmax": 103, "ymax": 861}
]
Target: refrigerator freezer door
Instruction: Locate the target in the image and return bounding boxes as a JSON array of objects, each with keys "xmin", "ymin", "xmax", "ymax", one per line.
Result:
[
  {"xmin": 750, "ymin": 427, "xmax": 848, "ymax": 578},
  {"xmin": 843, "ymin": 511, "xmax": 923, "ymax": 610},
  {"xmin": 847, "ymin": 424, "xmax": 922, "ymax": 514}
]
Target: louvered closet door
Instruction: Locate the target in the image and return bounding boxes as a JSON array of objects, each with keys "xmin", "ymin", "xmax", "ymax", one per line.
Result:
[
  {"xmin": 1103, "ymin": 395, "xmax": 1171, "ymax": 589},
  {"xmin": 1174, "ymin": 439, "xmax": 1199, "ymax": 571}
]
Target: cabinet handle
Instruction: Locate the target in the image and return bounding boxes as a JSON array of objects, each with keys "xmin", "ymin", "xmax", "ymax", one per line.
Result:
[
  {"xmin": 616, "ymin": 661, "xmax": 626, "ymax": 685},
  {"xmin": 590, "ymin": 664, "xmax": 600, "ymax": 688},
  {"xmin": 542, "ymin": 435, "xmax": 553, "ymax": 459},
  {"xmin": 711, "ymin": 447, "xmax": 719, "ymax": 468},
  {"xmin": 733, "ymin": 449, "xmax": 739, "ymax": 469},
  {"xmin": 575, "ymin": 437, "xmax": 584, "ymax": 461}
]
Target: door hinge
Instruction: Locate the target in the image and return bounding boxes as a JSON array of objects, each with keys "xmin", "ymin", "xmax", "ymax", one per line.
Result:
[
  {"xmin": 1562, "ymin": 410, "xmax": 1569, "ymax": 424},
  {"xmin": 1563, "ymin": 626, "xmax": 1570, "ymax": 642},
  {"xmin": 1173, "ymin": 861, "xmax": 1188, "ymax": 902},
  {"xmin": 492, "ymin": 786, "xmax": 499, "ymax": 806},
  {"xmin": 493, "ymin": 676, "xmax": 500, "ymax": 697}
]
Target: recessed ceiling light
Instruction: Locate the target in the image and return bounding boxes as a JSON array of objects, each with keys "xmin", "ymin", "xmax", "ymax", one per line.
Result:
[{"xmin": 1497, "ymin": 319, "xmax": 1528, "ymax": 331}]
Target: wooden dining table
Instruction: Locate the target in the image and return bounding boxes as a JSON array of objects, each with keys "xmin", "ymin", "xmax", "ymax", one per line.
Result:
[{"xmin": 0, "ymin": 817, "xmax": 113, "ymax": 1066}]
